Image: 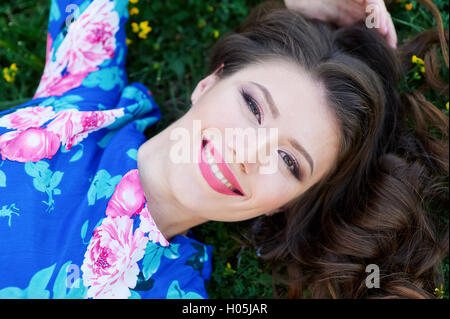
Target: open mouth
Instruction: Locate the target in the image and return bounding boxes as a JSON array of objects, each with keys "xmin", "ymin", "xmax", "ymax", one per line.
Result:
[{"xmin": 199, "ymin": 138, "xmax": 245, "ymax": 197}]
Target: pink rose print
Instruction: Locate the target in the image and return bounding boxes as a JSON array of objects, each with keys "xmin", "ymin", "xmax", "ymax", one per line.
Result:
[
  {"xmin": 81, "ymin": 170, "xmax": 170, "ymax": 298},
  {"xmin": 0, "ymin": 106, "xmax": 56, "ymax": 131},
  {"xmin": 59, "ymin": 0, "xmax": 118, "ymax": 74},
  {"xmin": 81, "ymin": 216, "xmax": 149, "ymax": 299},
  {"xmin": 0, "ymin": 106, "xmax": 125, "ymax": 162},
  {"xmin": 35, "ymin": 64, "xmax": 95, "ymax": 98},
  {"xmin": 0, "ymin": 127, "xmax": 60, "ymax": 162},
  {"xmin": 45, "ymin": 108, "xmax": 125, "ymax": 149},
  {"xmin": 34, "ymin": 0, "xmax": 119, "ymax": 98},
  {"xmin": 139, "ymin": 205, "xmax": 169, "ymax": 247},
  {"xmin": 106, "ymin": 169, "xmax": 146, "ymax": 218}
]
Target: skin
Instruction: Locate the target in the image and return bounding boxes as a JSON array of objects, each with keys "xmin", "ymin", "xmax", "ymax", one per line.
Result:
[{"xmin": 137, "ymin": 59, "xmax": 341, "ymax": 241}]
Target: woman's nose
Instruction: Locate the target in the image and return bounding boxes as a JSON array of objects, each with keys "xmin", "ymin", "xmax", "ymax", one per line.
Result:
[
  {"xmin": 226, "ymin": 145, "xmax": 248, "ymax": 174},
  {"xmin": 225, "ymin": 128, "xmax": 278, "ymax": 175}
]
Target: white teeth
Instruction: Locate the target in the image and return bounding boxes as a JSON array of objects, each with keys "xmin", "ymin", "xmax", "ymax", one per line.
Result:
[
  {"xmin": 215, "ymin": 171, "xmax": 225, "ymax": 180},
  {"xmin": 206, "ymin": 155, "xmax": 214, "ymax": 164},
  {"xmin": 203, "ymin": 143, "xmax": 235, "ymax": 192}
]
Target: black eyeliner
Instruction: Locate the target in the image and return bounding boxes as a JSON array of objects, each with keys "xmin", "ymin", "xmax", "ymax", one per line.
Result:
[
  {"xmin": 279, "ymin": 150, "xmax": 302, "ymax": 181},
  {"xmin": 240, "ymin": 87, "xmax": 263, "ymax": 125}
]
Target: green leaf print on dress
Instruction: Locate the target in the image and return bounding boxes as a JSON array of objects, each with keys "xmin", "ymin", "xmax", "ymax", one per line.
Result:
[
  {"xmin": 166, "ymin": 280, "xmax": 203, "ymax": 299},
  {"xmin": 0, "ymin": 262, "xmax": 87, "ymax": 299},
  {"xmin": 141, "ymin": 242, "xmax": 180, "ymax": 281},
  {"xmin": 87, "ymin": 169, "xmax": 122, "ymax": 205},
  {"xmin": 0, "ymin": 160, "xmax": 6, "ymax": 187},
  {"xmin": 24, "ymin": 161, "xmax": 63, "ymax": 212},
  {"xmin": 0, "ymin": 170, "xmax": 6, "ymax": 187},
  {"xmin": 0, "ymin": 264, "xmax": 55, "ymax": 299},
  {"xmin": 0, "ymin": 203, "xmax": 20, "ymax": 227},
  {"xmin": 52, "ymin": 261, "xmax": 87, "ymax": 299}
]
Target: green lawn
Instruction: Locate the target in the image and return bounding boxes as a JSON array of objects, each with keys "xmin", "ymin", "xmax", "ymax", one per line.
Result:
[{"xmin": 0, "ymin": 0, "xmax": 448, "ymax": 298}]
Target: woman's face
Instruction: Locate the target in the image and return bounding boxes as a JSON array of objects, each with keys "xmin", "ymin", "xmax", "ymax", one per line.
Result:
[{"xmin": 138, "ymin": 59, "xmax": 341, "ymax": 222}]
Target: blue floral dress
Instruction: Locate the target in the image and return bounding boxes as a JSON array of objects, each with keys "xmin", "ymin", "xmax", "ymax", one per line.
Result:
[{"xmin": 0, "ymin": 0, "xmax": 213, "ymax": 299}]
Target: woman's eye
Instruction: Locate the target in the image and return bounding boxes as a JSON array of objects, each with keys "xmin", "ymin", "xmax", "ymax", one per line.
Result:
[
  {"xmin": 241, "ymin": 89, "xmax": 262, "ymax": 124},
  {"xmin": 278, "ymin": 150, "xmax": 301, "ymax": 180}
]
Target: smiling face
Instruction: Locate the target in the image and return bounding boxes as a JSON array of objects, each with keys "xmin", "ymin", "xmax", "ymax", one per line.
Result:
[{"xmin": 138, "ymin": 59, "xmax": 341, "ymax": 223}]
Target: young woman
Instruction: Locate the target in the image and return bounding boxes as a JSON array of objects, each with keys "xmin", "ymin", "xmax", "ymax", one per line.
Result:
[{"xmin": 0, "ymin": 0, "xmax": 448, "ymax": 299}]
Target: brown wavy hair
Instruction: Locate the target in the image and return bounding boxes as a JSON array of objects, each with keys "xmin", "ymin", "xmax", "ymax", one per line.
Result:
[{"xmin": 206, "ymin": 0, "xmax": 449, "ymax": 298}]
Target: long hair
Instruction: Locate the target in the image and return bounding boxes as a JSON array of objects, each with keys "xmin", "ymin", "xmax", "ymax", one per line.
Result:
[{"xmin": 207, "ymin": 0, "xmax": 449, "ymax": 298}]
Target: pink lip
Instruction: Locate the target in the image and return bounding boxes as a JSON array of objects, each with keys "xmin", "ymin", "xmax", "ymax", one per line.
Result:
[{"xmin": 198, "ymin": 137, "xmax": 245, "ymax": 197}]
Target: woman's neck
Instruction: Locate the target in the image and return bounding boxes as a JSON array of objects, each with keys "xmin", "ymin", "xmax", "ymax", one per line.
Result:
[
  {"xmin": 136, "ymin": 130, "xmax": 208, "ymax": 242},
  {"xmin": 140, "ymin": 182, "xmax": 207, "ymax": 241}
]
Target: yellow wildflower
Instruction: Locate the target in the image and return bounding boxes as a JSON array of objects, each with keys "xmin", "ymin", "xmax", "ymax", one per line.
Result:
[
  {"xmin": 131, "ymin": 22, "xmax": 139, "ymax": 33},
  {"xmin": 2, "ymin": 68, "xmax": 13, "ymax": 82},
  {"xmin": 405, "ymin": 3, "xmax": 413, "ymax": 10},
  {"xmin": 412, "ymin": 55, "xmax": 424, "ymax": 65},
  {"xmin": 446, "ymin": 102, "xmax": 449, "ymax": 111},
  {"xmin": 129, "ymin": 0, "xmax": 138, "ymax": 4},
  {"xmin": 129, "ymin": 7, "xmax": 139, "ymax": 16},
  {"xmin": 223, "ymin": 262, "xmax": 236, "ymax": 275},
  {"xmin": 126, "ymin": 38, "xmax": 132, "ymax": 45},
  {"xmin": 131, "ymin": 21, "xmax": 152, "ymax": 39},
  {"xmin": 139, "ymin": 21, "xmax": 150, "ymax": 30},
  {"xmin": 138, "ymin": 21, "xmax": 152, "ymax": 39},
  {"xmin": 433, "ymin": 284, "xmax": 444, "ymax": 298},
  {"xmin": 3, "ymin": 63, "xmax": 18, "ymax": 83},
  {"xmin": 212, "ymin": 29, "xmax": 220, "ymax": 39},
  {"xmin": 420, "ymin": 66, "xmax": 425, "ymax": 73}
]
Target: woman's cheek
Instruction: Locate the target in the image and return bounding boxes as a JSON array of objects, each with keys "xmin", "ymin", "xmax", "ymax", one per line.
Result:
[{"xmin": 256, "ymin": 176, "xmax": 290, "ymax": 205}]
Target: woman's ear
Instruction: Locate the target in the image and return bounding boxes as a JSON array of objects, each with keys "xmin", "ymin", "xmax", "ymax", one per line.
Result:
[{"xmin": 191, "ymin": 63, "xmax": 224, "ymax": 105}]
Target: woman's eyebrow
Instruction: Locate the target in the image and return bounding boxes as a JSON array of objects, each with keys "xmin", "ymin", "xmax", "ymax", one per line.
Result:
[
  {"xmin": 250, "ymin": 81, "xmax": 314, "ymax": 177},
  {"xmin": 249, "ymin": 81, "xmax": 280, "ymax": 119}
]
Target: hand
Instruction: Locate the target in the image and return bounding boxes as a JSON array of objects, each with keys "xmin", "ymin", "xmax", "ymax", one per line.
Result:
[{"xmin": 284, "ymin": 0, "xmax": 397, "ymax": 48}]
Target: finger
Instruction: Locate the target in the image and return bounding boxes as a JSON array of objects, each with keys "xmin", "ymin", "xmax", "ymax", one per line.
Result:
[
  {"xmin": 336, "ymin": 0, "xmax": 367, "ymax": 26},
  {"xmin": 375, "ymin": 0, "xmax": 397, "ymax": 47},
  {"xmin": 379, "ymin": 0, "xmax": 389, "ymax": 35},
  {"xmin": 383, "ymin": 8, "xmax": 390, "ymax": 35},
  {"xmin": 338, "ymin": 7, "xmax": 365, "ymax": 26},
  {"xmin": 385, "ymin": 12, "xmax": 398, "ymax": 48}
]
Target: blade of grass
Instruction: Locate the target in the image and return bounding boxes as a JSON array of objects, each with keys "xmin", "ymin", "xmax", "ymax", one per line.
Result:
[{"xmin": 392, "ymin": 17, "xmax": 426, "ymax": 32}]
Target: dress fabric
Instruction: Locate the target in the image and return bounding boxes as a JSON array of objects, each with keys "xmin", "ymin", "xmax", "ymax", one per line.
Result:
[{"xmin": 0, "ymin": 0, "xmax": 213, "ymax": 299}]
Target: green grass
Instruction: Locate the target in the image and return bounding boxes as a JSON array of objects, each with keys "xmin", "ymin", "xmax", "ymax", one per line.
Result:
[{"xmin": 0, "ymin": 0, "xmax": 448, "ymax": 298}]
